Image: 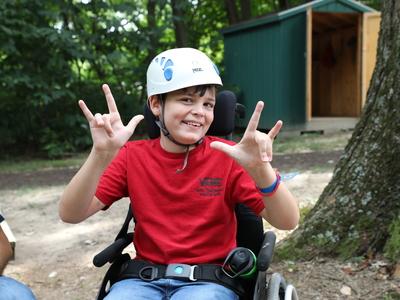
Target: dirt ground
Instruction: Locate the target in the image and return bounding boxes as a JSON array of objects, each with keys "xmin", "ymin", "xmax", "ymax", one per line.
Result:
[{"xmin": 1, "ymin": 150, "xmax": 399, "ymax": 299}]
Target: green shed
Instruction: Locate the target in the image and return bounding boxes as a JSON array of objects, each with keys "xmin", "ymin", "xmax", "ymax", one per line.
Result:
[{"xmin": 222, "ymin": 0, "xmax": 380, "ymax": 129}]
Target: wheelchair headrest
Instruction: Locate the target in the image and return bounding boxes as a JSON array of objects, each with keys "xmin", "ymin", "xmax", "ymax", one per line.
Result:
[{"xmin": 144, "ymin": 90, "xmax": 237, "ymax": 139}]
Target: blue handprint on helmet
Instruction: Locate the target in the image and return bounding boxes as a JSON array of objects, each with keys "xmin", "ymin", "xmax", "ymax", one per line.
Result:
[{"xmin": 155, "ymin": 57, "xmax": 174, "ymax": 81}]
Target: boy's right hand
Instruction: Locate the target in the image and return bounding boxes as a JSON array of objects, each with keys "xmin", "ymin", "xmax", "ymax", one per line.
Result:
[{"xmin": 79, "ymin": 84, "xmax": 144, "ymax": 155}]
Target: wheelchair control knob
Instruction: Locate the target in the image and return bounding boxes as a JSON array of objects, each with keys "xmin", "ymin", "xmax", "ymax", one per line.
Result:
[{"xmin": 222, "ymin": 247, "xmax": 256, "ymax": 279}]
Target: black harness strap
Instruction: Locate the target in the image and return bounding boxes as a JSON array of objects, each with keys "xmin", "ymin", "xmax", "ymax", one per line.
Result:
[{"xmin": 114, "ymin": 259, "xmax": 246, "ymax": 297}]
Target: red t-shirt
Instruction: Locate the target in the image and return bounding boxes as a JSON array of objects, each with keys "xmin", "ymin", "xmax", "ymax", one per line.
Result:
[{"xmin": 95, "ymin": 136, "xmax": 265, "ymax": 265}]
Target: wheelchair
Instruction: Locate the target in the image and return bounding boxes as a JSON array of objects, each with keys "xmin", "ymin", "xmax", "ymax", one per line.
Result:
[{"xmin": 93, "ymin": 90, "xmax": 299, "ymax": 300}]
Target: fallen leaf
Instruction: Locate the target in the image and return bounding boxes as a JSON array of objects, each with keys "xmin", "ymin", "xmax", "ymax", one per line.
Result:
[
  {"xmin": 341, "ymin": 266, "xmax": 354, "ymax": 275},
  {"xmin": 340, "ymin": 285, "xmax": 352, "ymax": 296},
  {"xmin": 48, "ymin": 271, "xmax": 57, "ymax": 278}
]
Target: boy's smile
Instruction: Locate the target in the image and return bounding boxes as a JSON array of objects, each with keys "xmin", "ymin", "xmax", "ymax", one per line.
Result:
[{"xmin": 182, "ymin": 120, "xmax": 202, "ymax": 128}]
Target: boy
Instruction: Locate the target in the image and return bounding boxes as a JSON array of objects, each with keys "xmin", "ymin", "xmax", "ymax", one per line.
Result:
[{"xmin": 59, "ymin": 47, "xmax": 299, "ymax": 299}]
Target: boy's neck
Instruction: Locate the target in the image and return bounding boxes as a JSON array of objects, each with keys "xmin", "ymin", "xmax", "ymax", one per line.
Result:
[{"xmin": 159, "ymin": 135, "xmax": 196, "ymax": 153}]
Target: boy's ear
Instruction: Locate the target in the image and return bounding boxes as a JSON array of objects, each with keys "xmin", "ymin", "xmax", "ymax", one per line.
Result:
[{"xmin": 148, "ymin": 95, "xmax": 161, "ymax": 117}]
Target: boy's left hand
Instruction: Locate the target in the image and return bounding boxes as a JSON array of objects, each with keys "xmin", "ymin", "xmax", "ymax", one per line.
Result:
[{"xmin": 210, "ymin": 101, "xmax": 282, "ymax": 170}]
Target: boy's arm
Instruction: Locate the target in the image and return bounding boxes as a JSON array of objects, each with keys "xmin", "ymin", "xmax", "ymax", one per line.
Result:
[
  {"xmin": 59, "ymin": 149, "xmax": 112, "ymax": 224},
  {"xmin": 249, "ymin": 164, "xmax": 299, "ymax": 230},
  {"xmin": 211, "ymin": 101, "xmax": 299, "ymax": 230},
  {"xmin": 59, "ymin": 84, "xmax": 143, "ymax": 224},
  {"xmin": 0, "ymin": 226, "xmax": 13, "ymax": 275}
]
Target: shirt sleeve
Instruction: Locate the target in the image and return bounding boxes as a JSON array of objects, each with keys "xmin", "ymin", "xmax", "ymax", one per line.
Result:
[{"xmin": 95, "ymin": 145, "xmax": 129, "ymax": 207}]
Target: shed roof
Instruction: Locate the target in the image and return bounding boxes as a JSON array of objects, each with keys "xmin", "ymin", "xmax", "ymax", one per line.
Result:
[{"xmin": 222, "ymin": 0, "xmax": 376, "ymax": 35}]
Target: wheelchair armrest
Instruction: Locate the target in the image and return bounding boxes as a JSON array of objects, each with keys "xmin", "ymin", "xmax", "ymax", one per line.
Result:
[
  {"xmin": 93, "ymin": 232, "xmax": 134, "ymax": 267},
  {"xmin": 256, "ymin": 231, "xmax": 276, "ymax": 271}
]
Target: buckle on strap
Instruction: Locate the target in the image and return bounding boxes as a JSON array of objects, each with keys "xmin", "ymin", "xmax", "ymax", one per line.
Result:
[
  {"xmin": 165, "ymin": 264, "xmax": 198, "ymax": 281},
  {"xmin": 138, "ymin": 266, "xmax": 158, "ymax": 282}
]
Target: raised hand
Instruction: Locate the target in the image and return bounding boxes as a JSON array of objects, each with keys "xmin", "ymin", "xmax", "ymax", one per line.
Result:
[
  {"xmin": 79, "ymin": 84, "xmax": 144, "ymax": 154},
  {"xmin": 210, "ymin": 101, "xmax": 282, "ymax": 171}
]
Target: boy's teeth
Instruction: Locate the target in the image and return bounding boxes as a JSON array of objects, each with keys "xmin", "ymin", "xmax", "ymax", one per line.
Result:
[{"xmin": 186, "ymin": 121, "xmax": 200, "ymax": 127}]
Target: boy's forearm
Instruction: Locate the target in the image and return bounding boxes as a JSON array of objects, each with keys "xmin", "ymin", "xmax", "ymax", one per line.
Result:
[
  {"xmin": 59, "ymin": 148, "xmax": 115, "ymax": 223},
  {"xmin": 0, "ymin": 229, "xmax": 13, "ymax": 275},
  {"xmin": 248, "ymin": 163, "xmax": 300, "ymax": 230},
  {"xmin": 261, "ymin": 184, "xmax": 300, "ymax": 230}
]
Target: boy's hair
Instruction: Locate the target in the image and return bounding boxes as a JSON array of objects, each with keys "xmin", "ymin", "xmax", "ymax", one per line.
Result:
[{"xmin": 157, "ymin": 84, "xmax": 216, "ymax": 102}]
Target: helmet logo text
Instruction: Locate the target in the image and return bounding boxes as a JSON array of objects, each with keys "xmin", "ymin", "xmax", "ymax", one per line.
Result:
[
  {"xmin": 192, "ymin": 67, "xmax": 203, "ymax": 73},
  {"xmin": 192, "ymin": 60, "xmax": 204, "ymax": 74}
]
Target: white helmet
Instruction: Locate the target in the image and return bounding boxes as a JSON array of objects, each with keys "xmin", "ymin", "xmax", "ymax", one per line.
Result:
[{"xmin": 146, "ymin": 48, "xmax": 222, "ymax": 98}]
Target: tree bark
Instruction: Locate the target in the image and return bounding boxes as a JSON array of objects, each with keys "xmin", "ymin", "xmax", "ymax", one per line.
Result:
[
  {"xmin": 224, "ymin": 0, "xmax": 240, "ymax": 25},
  {"xmin": 279, "ymin": 0, "xmax": 400, "ymax": 261},
  {"xmin": 146, "ymin": 0, "xmax": 158, "ymax": 61},
  {"xmin": 240, "ymin": 0, "xmax": 252, "ymax": 21},
  {"xmin": 171, "ymin": 0, "xmax": 189, "ymax": 47},
  {"xmin": 278, "ymin": 0, "xmax": 290, "ymax": 10}
]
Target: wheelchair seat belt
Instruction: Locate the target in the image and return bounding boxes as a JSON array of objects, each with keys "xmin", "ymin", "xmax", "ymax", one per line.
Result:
[{"xmin": 114, "ymin": 259, "xmax": 246, "ymax": 296}]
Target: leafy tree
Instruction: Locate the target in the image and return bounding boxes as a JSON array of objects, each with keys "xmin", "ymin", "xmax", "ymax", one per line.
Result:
[
  {"xmin": 0, "ymin": 0, "xmax": 80, "ymax": 156},
  {"xmin": 0, "ymin": 0, "xmax": 381, "ymax": 157},
  {"xmin": 0, "ymin": 0, "xmax": 169, "ymax": 157}
]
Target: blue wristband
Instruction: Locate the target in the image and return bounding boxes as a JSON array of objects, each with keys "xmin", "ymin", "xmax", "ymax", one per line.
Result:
[{"xmin": 258, "ymin": 173, "xmax": 281, "ymax": 194}]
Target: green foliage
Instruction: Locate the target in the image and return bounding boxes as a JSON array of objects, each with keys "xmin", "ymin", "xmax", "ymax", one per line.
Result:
[
  {"xmin": 0, "ymin": 153, "xmax": 87, "ymax": 173},
  {"xmin": 384, "ymin": 217, "xmax": 400, "ymax": 262},
  {"xmin": 383, "ymin": 291, "xmax": 400, "ymax": 300},
  {"xmin": 359, "ymin": 0, "xmax": 382, "ymax": 10},
  {"xmin": 0, "ymin": 0, "xmax": 291, "ymax": 158},
  {"xmin": 274, "ymin": 131, "xmax": 352, "ymax": 154},
  {"xmin": 299, "ymin": 206, "xmax": 312, "ymax": 224},
  {"xmin": 275, "ymin": 238, "xmax": 305, "ymax": 261},
  {"xmin": 0, "ymin": 0, "xmax": 151, "ymax": 157}
]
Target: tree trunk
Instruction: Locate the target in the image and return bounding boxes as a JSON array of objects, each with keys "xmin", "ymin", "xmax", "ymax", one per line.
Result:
[
  {"xmin": 279, "ymin": 0, "xmax": 400, "ymax": 262},
  {"xmin": 171, "ymin": 0, "xmax": 189, "ymax": 47},
  {"xmin": 240, "ymin": 0, "xmax": 252, "ymax": 21},
  {"xmin": 278, "ymin": 0, "xmax": 290, "ymax": 10},
  {"xmin": 146, "ymin": 0, "xmax": 158, "ymax": 61},
  {"xmin": 224, "ymin": 0, "xmax": 240, "ymax": 25}
]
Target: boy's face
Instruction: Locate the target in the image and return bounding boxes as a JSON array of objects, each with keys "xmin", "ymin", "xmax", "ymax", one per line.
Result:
[{"xmin": 151, "ymin": 86, "xmax": 216, "ymax": 149}]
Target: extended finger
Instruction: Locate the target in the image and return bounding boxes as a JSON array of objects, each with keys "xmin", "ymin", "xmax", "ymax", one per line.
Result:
[
  {"xmin": 78, "ymin": 100, "xmax": 94, "ymax": 122},
  {"xmin": 244, "ymin": 101, "xmax": 264, "ymax": 134},
  {"xmin": 210, "ymin": 141, "xmax": 234, "ymax": 156},
  {"xmin": 102, "ymin": 84, "xmax": 119, "ymax": 114},
  {"xmin": 126, "ymin": 115, "xmax": 144, "ymax": 133},
  {"xmin": 268, "ymin": 120, "xmax": 283, "ymax": 140}
]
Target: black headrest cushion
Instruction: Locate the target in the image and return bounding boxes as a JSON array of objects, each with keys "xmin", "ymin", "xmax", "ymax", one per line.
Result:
[{"xmin": 144, "ymin": 90, "xmax": 237, "ymax": 139}]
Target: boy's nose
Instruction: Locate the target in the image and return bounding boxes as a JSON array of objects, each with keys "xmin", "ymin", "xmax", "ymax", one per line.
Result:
[{"xmin": 191, "ymin": 104, "xmax": 205, "ymax": 116}]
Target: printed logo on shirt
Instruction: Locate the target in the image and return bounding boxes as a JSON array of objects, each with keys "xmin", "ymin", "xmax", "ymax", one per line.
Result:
[{"xmin": 195, "ymin": 177, "xmax": 223, "ymax": 197}]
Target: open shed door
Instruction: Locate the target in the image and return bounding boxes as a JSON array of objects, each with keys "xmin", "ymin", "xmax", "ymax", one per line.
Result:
[
  {"xmin": 311, "ymin": 12, "xmax": 360, "ymax": 117},
  {"xmin": 361, "ymin": 12, "xmax": 381, "ymax": 107}
]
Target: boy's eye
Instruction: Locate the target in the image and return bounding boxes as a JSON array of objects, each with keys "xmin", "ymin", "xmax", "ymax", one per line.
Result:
[
  {"xmin": 205, "ymin": 103, "xmax": 215, "ymax": 109},
  {"xmin": 181, "ymin": 98, "xmax": 193, "ymax": 103}
]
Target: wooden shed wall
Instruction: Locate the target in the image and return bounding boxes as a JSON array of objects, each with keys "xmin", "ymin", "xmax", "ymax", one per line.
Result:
[{"xmin": 224, "ymin": 14, "xmax": 307, "ymax": 129}]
